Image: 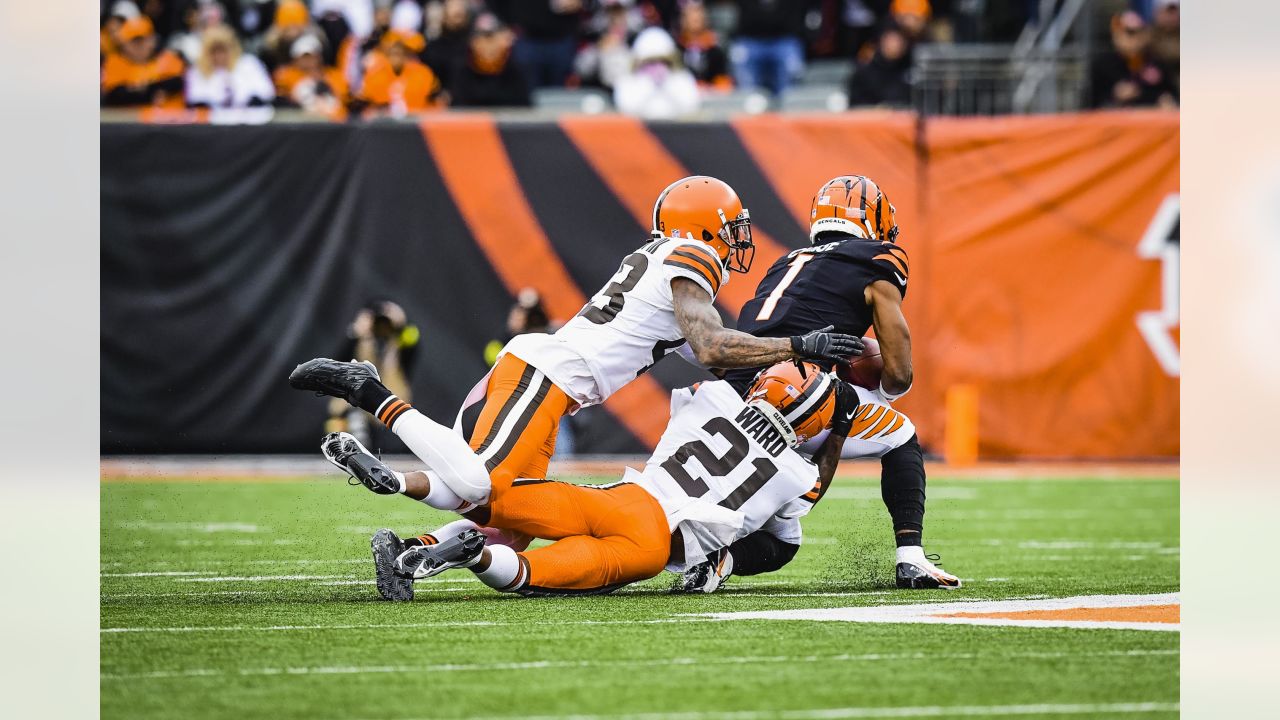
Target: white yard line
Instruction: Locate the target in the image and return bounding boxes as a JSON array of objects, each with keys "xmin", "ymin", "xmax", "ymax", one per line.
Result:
[
  {"xmin": 101, "ymin": 649, "xmax": 1177, "ymax": 681},
  {"xmin": 101, "ymin": 618, "xmax": 727, "ymax": 634},
  {"xmin": 693, "ymin": 593, "xmax": 1181, "ymax": 632},
  {"xmin": 101, "ymin": 571, "xmax": 219, "ymax": 578},
  {"xmin": 455, "ymin": 703, "xmax": 1179, "ymax": 720},
  {"xmin": 177, "ymin": 574, "xmax": 361, "ymax": 582}
]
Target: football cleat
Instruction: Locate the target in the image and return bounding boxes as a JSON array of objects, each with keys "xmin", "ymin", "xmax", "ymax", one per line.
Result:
[
  {"xmin": 393, "ymin": 528, "xmax": 486, "ymax": 581},
  {"xmin": 896, "ymin": 554, "xmax": 962, "ymax": 590},
  {"xmin": 288, "ymin": 358, "xmax": 380, "ymax": 404},
  {"xmin": 671, "ymin": 548, "xmax": 733, "ymax": 594},
  {"xmin": 371, "ymin": 529, "xmax": 414, "ymax": 601},
  {"xmin": 321, "ymin": 432, "xmax": 400, "ymax": 495}
]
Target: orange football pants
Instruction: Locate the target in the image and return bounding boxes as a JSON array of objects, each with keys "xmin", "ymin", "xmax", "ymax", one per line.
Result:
[
  {"xmin": 459, "ymin": 354, "xmax": 575, "ymax": 501},
  {"xmin": 485, "ymin": 480, "xmax": 671, "ymax": 594}
]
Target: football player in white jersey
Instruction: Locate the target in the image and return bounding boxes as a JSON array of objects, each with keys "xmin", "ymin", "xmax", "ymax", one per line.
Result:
[
  {"xmin": 290, "ymin": 177, "xmax": 863, "ymax": 581},
  {"xmin": 373, "ymin": 361, "xmax": 858, "ymax": 598}
]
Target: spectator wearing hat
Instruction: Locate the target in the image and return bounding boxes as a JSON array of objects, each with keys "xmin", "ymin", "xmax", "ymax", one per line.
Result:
[
  {"xmin": 260, "ymin": 0, "xmax": 324, "ymax": 73},
  {"xmin": 102, "ymin": 1, "xmax": 142, "ymax": 60},
  {"xmin": 185, "ymin": 23, "xmax": 276, "ymax": 108},
  {"xmin": 1090, "ymin": 10, "xmax": 1177, "ymax": 109},
  {"xmin": 449, "ymin": 13, "xmax": 532, "ymax": 107},
  {"xmin": 102, "ymin": 16, "xmax": 187, "ymax": 108},
  {"xmin": 274, "ymin": 34, "xmax": 349, "ymax": 118},
  {"xmin": 614, "ymin": 27, "xmax": 700, "ymax": 119},
  {"xmin": 677, "ymin": 0, "xmax": 731, "ymax": 90},
  {"xmin": 353, "ymin": 30, "xmax": 442, "ymax": 115},
  {"xmin": 424, "ymin": 0, "xmax": 476, "ymax": 87}
]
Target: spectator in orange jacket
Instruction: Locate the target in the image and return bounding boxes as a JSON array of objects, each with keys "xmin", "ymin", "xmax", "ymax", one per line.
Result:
[
  {"xmin": 353, "ymin": 30, "xmax": 442, "ymax": 116},
  {"xmin": 101, "ymin": 16, "xmax": 186, "ymax": 108},
  {"xmin": 275, "ymin": 35, "xmax": 349, "ymax": 119}
]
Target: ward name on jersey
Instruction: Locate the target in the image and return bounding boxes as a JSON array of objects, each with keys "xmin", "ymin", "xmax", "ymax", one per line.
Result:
[
  {"xmin": 503, "ymin": 237, "xmax": 725, "ymax": 408},
  {"xmin": 725, "ymin": 237, "xmax": 909, "ymax": 392},
  {"xmin": 626, "ymin": 381, "xmax": 819, "ymax": 572}
]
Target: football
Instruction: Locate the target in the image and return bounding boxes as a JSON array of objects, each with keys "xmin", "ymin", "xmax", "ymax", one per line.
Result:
[{"xmin": 837, "ymin": 336, "xmax": 883, "ymax": 390}]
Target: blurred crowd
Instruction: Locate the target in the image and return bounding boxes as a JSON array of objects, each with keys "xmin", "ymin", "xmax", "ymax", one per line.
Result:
[{"xmin": 101, "ymin": 0, "xmax": 1178, "ymax": 119}]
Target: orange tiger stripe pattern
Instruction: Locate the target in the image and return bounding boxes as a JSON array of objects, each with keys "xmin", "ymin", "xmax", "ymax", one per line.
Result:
[
  {"xmin": 664, "ymin": 245, "xmax": 724, "ymax": 294},
  {"xmin": 873, "ymin": 244, "xmax": 909, "ymax": 278}
]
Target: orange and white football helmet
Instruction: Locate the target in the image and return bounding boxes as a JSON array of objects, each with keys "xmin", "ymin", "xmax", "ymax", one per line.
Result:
[
  {"xmin": 652, "ymin": 176, "xmax": 754, "ymax": 273},
  {"xmin": 809, "ymin": 175, "xmax": 899, "ymax": 243},
  {"xmin": 746, "ymin": 361, "xmax": 838, "ymax": 447}
]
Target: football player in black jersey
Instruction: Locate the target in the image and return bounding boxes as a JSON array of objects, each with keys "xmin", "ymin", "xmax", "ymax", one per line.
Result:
[{"xmin": 676, "ymin": 175, "xmax": 961, "ymax": 592}]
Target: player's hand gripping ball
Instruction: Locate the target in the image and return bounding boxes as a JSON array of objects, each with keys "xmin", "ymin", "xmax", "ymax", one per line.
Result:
[{"xmin": 836, "ymin": 336, "xmax": 883, "ymax": 391}]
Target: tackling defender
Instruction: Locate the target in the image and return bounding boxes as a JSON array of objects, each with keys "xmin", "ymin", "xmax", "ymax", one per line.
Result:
[
  {"xmin": 328, "ymin": 362, "xmax": 854, "ymax": 598},
  {"xmin": 290, "ymin": 176, "xmax": 862, "ymax": 532},
  {"xmin": 698, "ymin": 175, "xmax": 960, "ymax": 591}
]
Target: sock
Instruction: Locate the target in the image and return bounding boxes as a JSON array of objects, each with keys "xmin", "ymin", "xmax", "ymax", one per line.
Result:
[
  {"xmin": 388, "ymin": 469, "xmax": 408, "ymax": 495},
  {"xmin": 896, "ymin": 545, "xmax": 927, "ymax": 565},
  {"xmin": 372, "ymin": 395, "xmax": 413, "ymax": 431},
  {"xmin": 419, "ymin": 470, "xmax": 471, "ymax": 512},
  {"xmin": 472, "ymin": 545, "xmax": 527, "ymax": 592},
  {"xmin": 353, "ymin": 380, "xmax": 395, "ymax": 416},
  {"xmin": 422, "ymin": 519, "xmax": 480, "ymax": 546},
  {"xmin": 388, "ymin": 407, "xmax": 492, "ymax": 505},
  {"xmin": 725, "ymin": 530, "xmax": 800, "ymax": 576},
  {"xmin": 881, "ymin": 434, "xmax": 926, "ymax": 544}
]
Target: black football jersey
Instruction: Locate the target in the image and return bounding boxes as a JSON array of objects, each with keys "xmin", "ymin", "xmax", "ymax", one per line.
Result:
[{"xmin": 724, "ymin": 237, "xmax": 909, "ymax": 393}]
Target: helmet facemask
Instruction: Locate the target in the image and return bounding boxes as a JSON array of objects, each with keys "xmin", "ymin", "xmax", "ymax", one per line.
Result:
[{"xmin": 716, "ymin": 207, "xmax": 754, "ymax": 273}]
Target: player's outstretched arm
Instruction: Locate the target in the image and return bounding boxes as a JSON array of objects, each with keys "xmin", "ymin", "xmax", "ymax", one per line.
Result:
[
  {"xmin": 672, "ymin": 278, "xmax": 863, "ymax": 368},
  {"xmin": 808, "ymin": 379, "xmax": 859, "ymax": 506},
  {"xmin": 865, "ymin": 279, "xmax": 913, "ymax": 397}
]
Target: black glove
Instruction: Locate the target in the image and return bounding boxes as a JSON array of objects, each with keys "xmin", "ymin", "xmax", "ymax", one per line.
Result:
[
  {"xmin": 790, "ymin": 325, "xmax": 865, "ymax": 365},
  {"xmin": 828, "ymin": 378, "xmax": 862, "ymax": 437}
]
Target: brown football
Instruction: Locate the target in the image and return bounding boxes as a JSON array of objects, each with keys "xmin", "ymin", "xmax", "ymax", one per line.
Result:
[{"xmin": 836, "ymin": 336, "xmax": 883, "ymax": 390}]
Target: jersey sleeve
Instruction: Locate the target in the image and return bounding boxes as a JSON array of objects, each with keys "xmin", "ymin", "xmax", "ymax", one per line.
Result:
[
  {"xmin": 663, "ymin": 242, "xmax": 726, "ymax": 298},
  {"xmin": 760, "ymin": 513, "xmax": 803, "ymax": 546},
  {"xmin": 867, "ymin": 242, "xmax": 910, "ymax": 297}
]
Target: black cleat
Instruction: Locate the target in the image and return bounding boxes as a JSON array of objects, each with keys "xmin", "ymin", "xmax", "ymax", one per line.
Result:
[
  {"xmin": 321, "ymin": 432, "xmax": 400, "ymax": 495},
  {"xmin": 896, "ymin": 555, "xmax": 963, "ymax": 590},
  {"xmin": 371, "ymin": 529, "xmax": 414, "ymax": 601},
  {"xmin": 289, "ymin": 358, "xmax": 381, "ymax": 404},
  {"xmin": 393, "ymin": 528, "xmax": 486, "ymax": 581},
  {"xmin": 670, "ymin": 548, "xmax": 733, "ymax": 594}
]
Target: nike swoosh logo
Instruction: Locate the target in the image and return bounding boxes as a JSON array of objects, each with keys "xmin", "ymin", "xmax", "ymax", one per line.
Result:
[{"xmin": 893, "ymin": 272, "xmax": 907, "ymax": 286}]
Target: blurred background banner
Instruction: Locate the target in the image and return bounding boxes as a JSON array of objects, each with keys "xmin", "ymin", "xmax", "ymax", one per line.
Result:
[{"xmin": 101, "ymin": 111, "xmax": 1178, "ymax": 458}]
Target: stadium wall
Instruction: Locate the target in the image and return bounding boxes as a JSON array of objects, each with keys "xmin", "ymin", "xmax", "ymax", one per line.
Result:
[{"xmin": 101, "ymin": 111, "xmax": 1179, "ymax": 458}]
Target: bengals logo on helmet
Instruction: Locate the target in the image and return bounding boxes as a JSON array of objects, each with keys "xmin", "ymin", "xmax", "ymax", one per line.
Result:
[
  {"xmin": 809, "ymin": 175, "xmax": 899, "ymax": 244},
  {"xmin": 746, "ymin": 361, "xmax": 837, "ymax": 447}
]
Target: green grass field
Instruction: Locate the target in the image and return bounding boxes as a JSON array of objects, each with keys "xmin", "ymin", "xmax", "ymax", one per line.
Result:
[{"xmin": 101, "ymin": 472, "xmax": 1179, "ymax": 720}]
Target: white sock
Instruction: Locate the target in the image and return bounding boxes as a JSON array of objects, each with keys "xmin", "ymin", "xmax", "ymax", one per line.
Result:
[
  {"xmin": 418, "ymin": 470, "xmax": 472, "ymax": 512},
  {"xmin": 388, "ymin": 470, "xmax": 408, "ymax": 495},
  {"xmin": 896, "ymin": 545, "xmax": 927, "ymax": 565},
  {"xmin": 391, "ymin": 409, "xmax": 492, "ymax": 505},
  {"xmin": 473, "ymin": 545, "xmax": 525, "ymax": 592},
  {"xmin": 424, "ymin": 518, "xmax": 480, "ymax": 544}
]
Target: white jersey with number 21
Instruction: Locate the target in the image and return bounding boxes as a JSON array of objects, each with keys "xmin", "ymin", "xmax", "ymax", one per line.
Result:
[{"xmin": 628, "ymin": 381, "xmax": 819, "ymax": 572}]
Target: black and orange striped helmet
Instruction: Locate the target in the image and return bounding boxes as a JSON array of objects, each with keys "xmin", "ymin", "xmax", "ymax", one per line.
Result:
[
  {"xmin": 809, "ymin": 175, "xmax": 899, "ymax": 243},
  {"xmin": 652, "ymin": 176, "xmax": 754, "ymax": 273},
  {"xmin": 746, "ymin": 361, "xmax": 837, "ymax": 447}
]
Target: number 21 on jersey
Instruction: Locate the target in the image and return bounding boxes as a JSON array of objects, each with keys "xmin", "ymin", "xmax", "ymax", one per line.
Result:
[{"xmin": 755, "ymin": 253, "xmax": 814, "ymax": 321}]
